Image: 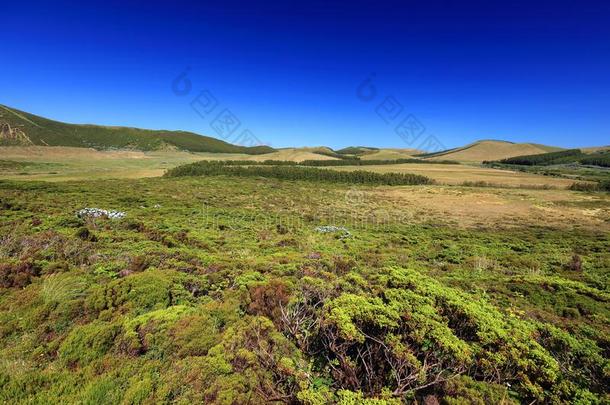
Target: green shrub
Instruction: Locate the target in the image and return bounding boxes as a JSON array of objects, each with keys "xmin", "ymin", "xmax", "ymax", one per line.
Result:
[
  {"xmin": 0, "ymin": 261, "xmax": 40, "ymax": 288},
  {"xmin": 120, "ymin": 305, "xmax": 195, "ymax": 358},
  {"xmin": 75, "ymin": 226, "xmax": 97, "ymax": 241},
  {"xmin": 58, "ymin": 321, "xmax": 121, "ymax": 366},
  {"xmin": 569, "ymin": 182, "xmax": 598, "ymax": 192},
  {"xmin": 86, "ymin": 270, "xmax": 194, "ymax": 316},
  {"xmin": 79, "ymin": 375, "xmax": 123, "ymax": 405},
  {"xmin": 443, "ymin": 376, "xmax": 517, "ymax": 405}
]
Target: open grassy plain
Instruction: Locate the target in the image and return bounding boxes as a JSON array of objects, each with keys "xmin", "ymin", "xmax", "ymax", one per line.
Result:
[
  {"xmin": 0, "ymin": 147, "xmax": 343, "ymax": 181},
  {"xmin": 0, "ymin": 146, "xmax": 211, "ymax": 180},
  {"xmin": 0, "ymin": 146, "xmax": 585, "ymax": 189}
]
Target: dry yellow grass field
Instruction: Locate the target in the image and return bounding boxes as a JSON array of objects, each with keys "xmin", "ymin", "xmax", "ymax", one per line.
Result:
[
  {"xmin": 0, "ymin": 146, "xmax": 338, "ymax": 180},
  {"xmin": 360, "ymin": 185, "xmax": 610, "ymax": 230},
  {"xmin": 0, "ymin": 146, "xmax": 206, "ymax": 180},
  {"xmin": 427, "ymin": 140, "xmax": 560, "ymax": 162}
]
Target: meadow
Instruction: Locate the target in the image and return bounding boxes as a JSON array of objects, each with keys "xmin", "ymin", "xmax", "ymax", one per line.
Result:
[
  {"xmin": 0, "ymin": 163, "xmax": 609, "ymax": 403},
  {"xmin": 0, "ymin": 146, "xmax": 595, "ymax": 189}
]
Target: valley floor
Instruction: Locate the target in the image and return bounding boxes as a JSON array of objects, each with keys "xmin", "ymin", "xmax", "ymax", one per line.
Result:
[{"xmin": 0, "ymin": 146, "xmax": 588, "ymax": 188}]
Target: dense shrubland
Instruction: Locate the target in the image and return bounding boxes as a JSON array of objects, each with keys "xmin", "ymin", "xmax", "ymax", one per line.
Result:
[
  {"xmin": 488, "ymin": 148, "xmax": 610, "ymax": 167},
  {"xmin": 165, "ymin": 161, "xmax": 434, "ymax": 186},
  {"xmin": 496, "ymin": 149, "xmax": 584, "ymax": 166},
  {"xmin": 580, "ymin": 154, "xmax": 610, "ymax": 168},
  {"xmin": 0, "ymin": 177, "xmax": 608, "ymax": 403}
]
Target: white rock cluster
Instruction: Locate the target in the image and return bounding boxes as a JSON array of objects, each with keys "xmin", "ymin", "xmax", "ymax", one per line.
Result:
[
  {"xmin": 77, "ymin": 208, "xmax": 126, "ymax": 219},
  {"xmin": 315, "ymin": 225, "xmax": 352, "ymax": 239}
]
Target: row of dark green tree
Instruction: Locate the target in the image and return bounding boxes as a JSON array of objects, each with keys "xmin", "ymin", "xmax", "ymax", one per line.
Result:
[
  {"xmin": 490, "ymin": 149, "xmax": 610, "ymax": 167},
  {"xmin": 165, "ymin": 161, "xmax": 434, "ymax": 185},
  {"xmin": 166, "ymin": 158, "xmax": 456, "ymax": 168}
]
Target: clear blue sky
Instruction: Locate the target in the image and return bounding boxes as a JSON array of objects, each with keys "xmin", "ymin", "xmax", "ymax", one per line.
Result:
[{"xmin": 2, "ymin": 0, "xmax": 609, "ymax": 149}]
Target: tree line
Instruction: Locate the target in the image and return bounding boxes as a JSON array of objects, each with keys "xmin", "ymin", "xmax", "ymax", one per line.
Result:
[
  {"xmin": 489, "ymin": 149, "xmax": 610, "ymax": 167},
  {"xmin": 166, "ymin": 157, "xmax": 456, "ymax": 168},
  {"xmin": 165, "ymin": 161, "xmax": 434, "ymax": 185}
]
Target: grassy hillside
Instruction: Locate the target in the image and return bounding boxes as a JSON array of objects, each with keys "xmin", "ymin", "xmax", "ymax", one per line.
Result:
[
  {"xmin": 0, "ymin": 104, "xmax": 274, "ymax": 154},
  {"xmin": 420, "ymin": 140, "xmax": 562, "ymax": 163},
  {"xmin": 248, "ymin": 148, "xmax": 340, "ymax": 162},
  {"xmin": 288, "ymin": 146, "xmax": 345, "ymax": 158},
  {"xmin": 583, "ymin": 145, "xmax": 610, "ymax": 153},
  {"xmin": 335, "ymin": 146, "xmax": 379, "ymax": 156},
  {"xmin": 495, "ymin": 148, "xmax": 610, "ymax": 167},
  {"xmin": 359, "ymin": 148, "xmax": 421, "ymax": 160}
]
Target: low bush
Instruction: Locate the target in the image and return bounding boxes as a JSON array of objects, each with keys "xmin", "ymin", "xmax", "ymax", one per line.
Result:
[
  {"xmin": 58, "ymin": 321, "xmax": 121, "ymax": 367},
  {"xmin": 86, "ymin": 270, "xmax": 195, "ymax": 316},
  {"xmin": 275, "ymin": 267, "xmax": 608, "ymax": 403},
  {"xmin": 569, "ymin": 182, "xmax": 598, "ymax": 192},
  {"xmin": 0, "ymin": 261, "xmax": 40, "ymax": 288},
  {"xmin": 75, "ymin": 226, "xmax": 97, "ymax": 242}
]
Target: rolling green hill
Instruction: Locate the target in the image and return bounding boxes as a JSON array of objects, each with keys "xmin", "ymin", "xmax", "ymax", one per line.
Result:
[{"xmin": 0, "ymin": 104, "xmax": 274, "ymax": 154}]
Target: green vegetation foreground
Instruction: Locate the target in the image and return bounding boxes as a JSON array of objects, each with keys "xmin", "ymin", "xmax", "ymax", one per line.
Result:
[{"xmin": 0, "ymin": 176, "xmax": 608, "ymax": 404}]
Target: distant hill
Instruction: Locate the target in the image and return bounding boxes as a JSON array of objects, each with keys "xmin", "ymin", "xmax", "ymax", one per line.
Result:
[
  {"xmin": 335, "ymin": 146, "xmax": 379, "ymax": 156},
  {"xmin": 288, "ymin": 146, "xmax": 344, "ymax": 158},
  {"xmin": 256, "ymin": 148, "xmax": 340, "ymax": 162},
  {"xmin": 335, "ymin": 146, "xmax": 421, "ymax": 160},
  {"xmin": 3, "ymin": 105, "xmax": 605, "ymax": 163},
  {"xmin": 419, "ymin": 140, "xmax": 562, "ymax": 163},
  {"xmin": 359, "ymin": 148, "xmax": 422, "ymax": 160},
  {"xmin": 0, "ymin": 104, "xmax": 274, "ymax": 154},
  {"xmin": 582, "ymin": 145, "xmax": 610, "ymax": 154}
]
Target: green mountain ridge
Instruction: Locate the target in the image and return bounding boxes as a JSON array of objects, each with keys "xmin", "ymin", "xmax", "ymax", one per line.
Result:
[{"xmin": 0, "ymin": 104, "xmax": 274, "ymax": 154}]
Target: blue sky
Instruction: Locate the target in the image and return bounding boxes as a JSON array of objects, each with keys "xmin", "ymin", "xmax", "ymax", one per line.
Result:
[{"xmin": 1, "ymin": 0, "xmax": 609, "ymax": 149}]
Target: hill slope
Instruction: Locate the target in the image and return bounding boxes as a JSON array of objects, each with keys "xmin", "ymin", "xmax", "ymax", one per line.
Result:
[
  {"xmin": 0, "ymin": 104, "xmax": 274, "ymax": 154},
  {"xmin": 359, "ymin": 148, "xmax": 422, "ymax": 160},
  {"xmin": 494, "ymin": 148, "xmax": 610, "ymax": 167},
  {"xmin": 243, "ymin": 148, "xmax": 340, "ymax": 162},
  {"xmin": 421, "ymin": 140, "xmax": 562, "ymax": 163}
]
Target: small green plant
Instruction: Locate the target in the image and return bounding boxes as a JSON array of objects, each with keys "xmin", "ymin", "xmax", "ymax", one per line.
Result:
[{"xmin": 75, "ymin": 226, "xmax": 97, "ymax": 241}]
